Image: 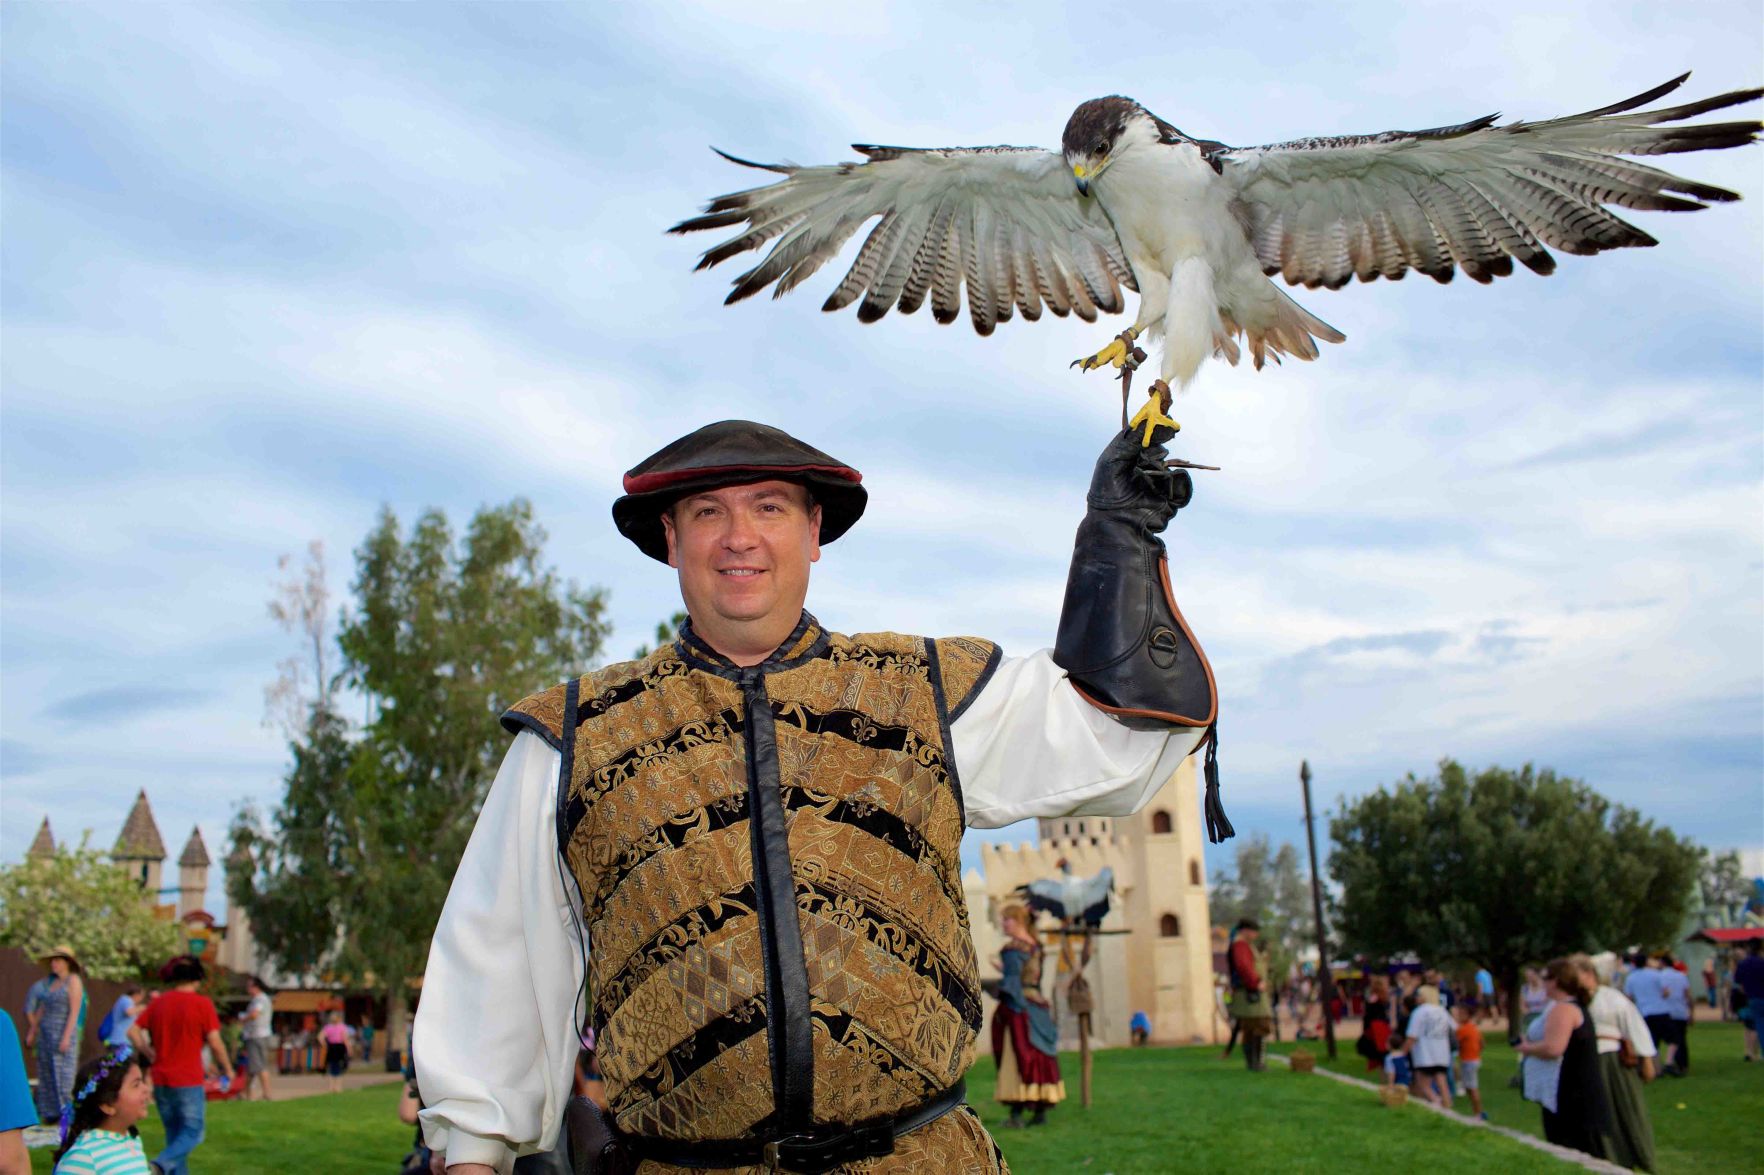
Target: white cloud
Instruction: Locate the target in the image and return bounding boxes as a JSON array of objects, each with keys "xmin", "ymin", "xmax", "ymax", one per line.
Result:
[{"xmin": 3, "ymin": 1, "xmax": 1760, "ymax": 895}]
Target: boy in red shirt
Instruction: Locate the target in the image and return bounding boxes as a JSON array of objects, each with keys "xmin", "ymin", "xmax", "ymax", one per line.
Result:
[
  {"xmin": 1452, "ymin": 1002, "xmax": 1485, "ymax": 1120},
  {"xmin": 130, "ymin": 956, "xmax": 235, "ymax": 1175}
]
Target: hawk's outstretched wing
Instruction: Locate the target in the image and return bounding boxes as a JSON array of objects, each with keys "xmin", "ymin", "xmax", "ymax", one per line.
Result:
[
  {"xmin": 1219, "ymin": 74, "xmax": 1762, "ymax": 289},
  {"xmin": 670, "ymin": 145, "xmax": 1136, "ymax": 336}
]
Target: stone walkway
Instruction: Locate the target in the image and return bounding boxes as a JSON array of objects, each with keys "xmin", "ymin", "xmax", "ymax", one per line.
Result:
[{"xmin": 240, "ymin": 1068, "xmax": 404, "ymax": 1101}]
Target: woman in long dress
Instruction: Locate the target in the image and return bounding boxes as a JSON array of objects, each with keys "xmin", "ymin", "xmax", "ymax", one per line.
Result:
[
  {"xmin": 1575, "ymin": 954, "xmax": 1658, "ymax": 1172},
  {"xmin": 991, "ymin": 905, "xmax": 1064, "ymax": 1128},
  {"xmin": 1517, "ymin": 957, "xmax": 1612, "ymax": 1158},
  {"xmin": 23, "ymin": 945, "xmax": 85, "ymax": 1123}
]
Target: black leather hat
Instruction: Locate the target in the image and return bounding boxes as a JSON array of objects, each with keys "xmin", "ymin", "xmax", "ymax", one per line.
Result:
[{"xmin": 612, "ymin": 420, "xmax": 867, "ymax": 563}]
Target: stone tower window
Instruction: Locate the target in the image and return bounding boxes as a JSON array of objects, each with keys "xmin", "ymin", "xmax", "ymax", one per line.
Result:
[
  {"xmin": 1159, "ymin": 913, "xmax": 1181, "ymax": 937},
  {"xmin": 1189, "ymin": 859, "xmax": 1202, "ymax": 886},
  {"xmin": 1150, "ymin": 809, "xmax": 1173, "ymax": 834}
]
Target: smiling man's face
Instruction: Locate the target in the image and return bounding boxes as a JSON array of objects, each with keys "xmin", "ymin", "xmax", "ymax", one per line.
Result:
[{"xmin": 662, "ymin": 479, "xmax": 822, "ymax": 665}]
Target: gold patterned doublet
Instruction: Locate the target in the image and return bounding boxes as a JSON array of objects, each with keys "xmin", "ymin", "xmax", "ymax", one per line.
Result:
[{"xmin": 503, "ymin": 615, "xmax": 1004, "ymax": 1169}]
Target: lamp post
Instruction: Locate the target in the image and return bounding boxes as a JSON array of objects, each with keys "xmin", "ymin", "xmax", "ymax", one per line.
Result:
[{"xmin": 1301, "ymin": 760, "xmax": 1338, "ymax": 1059}]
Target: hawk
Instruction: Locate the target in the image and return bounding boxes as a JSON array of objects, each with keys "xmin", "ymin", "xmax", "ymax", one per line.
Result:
[
  {"xmin": 1017, "ymin": 863, "xmax": 1115, "ymax": 929},
  {"xmin": 671, "ymin": 75, "xmax": 1760, "ymax": 443}
]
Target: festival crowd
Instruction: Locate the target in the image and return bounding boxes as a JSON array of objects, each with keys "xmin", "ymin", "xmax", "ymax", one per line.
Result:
[{"xmin": 0, "ymin": 945, "xmax": 381, "ymax": 1175}]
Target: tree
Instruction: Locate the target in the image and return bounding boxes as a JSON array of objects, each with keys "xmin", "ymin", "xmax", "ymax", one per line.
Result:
[
  {"xmin": 1328, "ymin": 760, "xmax": 1701, "ymax": 1025},
  {"xmin": 230, "ymin": 500, "xmax": 610, "ymax": 1048},
  {"xmin": 0, "ymin": 840, "xmax": 183, "ymax": 980},
  {"xmin": 1700, "ymin": 849, "xmax": 1749, "ymax": 924},
  {"xmin": 1209, "ymin": 833, "xmax": 1311, "ymax": 990},
  {"xmin": 263, "ymin": 540, "xmax": 337, "ymax": 738},
  {"xmin": 634, "ymin": 609, "xmax": 688, "ymax": 659}
]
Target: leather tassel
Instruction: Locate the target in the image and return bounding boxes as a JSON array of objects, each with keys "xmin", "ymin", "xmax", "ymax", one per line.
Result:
[{"xmin": 1203, "ymin": 724, "xmax": 1234, "ymax": 843}]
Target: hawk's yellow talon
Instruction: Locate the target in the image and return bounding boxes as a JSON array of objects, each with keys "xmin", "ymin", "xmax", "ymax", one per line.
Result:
[
  {"xmin": 1128, "ymin": 388, "xmax": 1179, "ymax": 447},
  {"xmin": 1073, "ymin": 327, "xmax": 1141, "ymax": 372}
]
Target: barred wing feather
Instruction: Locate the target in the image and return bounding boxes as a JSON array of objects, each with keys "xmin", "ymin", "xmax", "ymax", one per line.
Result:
[
  {"xmin": 1221, "ymin": 74, "xmax": 1761, "ymax": 290},
  {"xmin": 669, "ymin": 145, "xmax": 1137, "ymax": 336}
]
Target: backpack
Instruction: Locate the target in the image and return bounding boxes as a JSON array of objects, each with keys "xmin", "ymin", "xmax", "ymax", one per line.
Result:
[{"xmin": 97, "ymin": 1006, "xmax": 117, "ymax": 1041}]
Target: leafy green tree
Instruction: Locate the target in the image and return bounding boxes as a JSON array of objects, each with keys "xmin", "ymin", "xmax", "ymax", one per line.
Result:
[
  {"xmin": 1209, "ymin": 834, "xmax": 1311, "ymax": 990},
  {"xmin": 230, "ymin": 500, "xmax": 610, "ymax": 1048},
  {"xmin": 1328, "ymin": 760, "xmax": 1701, "ymax": 1024},
  {"xmin": 228, "ymin": 709, "xmax": 352, "ymax": 985},
  {"xmin": 0, "ymin": 840, "xmax": 183, "ymax": 980},
  {"xmin": 1700, "ymin": 849, "xmax": 1749, "ymax": 923},
  {"xmin": 634, "ymin": 610, "xmax": 688, "ymax": 659}
]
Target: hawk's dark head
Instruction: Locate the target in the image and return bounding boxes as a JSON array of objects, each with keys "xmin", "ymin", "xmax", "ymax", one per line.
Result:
[{"xmin": 1062, "ymin": 95, "xmax": 1145, "ymax": 195}]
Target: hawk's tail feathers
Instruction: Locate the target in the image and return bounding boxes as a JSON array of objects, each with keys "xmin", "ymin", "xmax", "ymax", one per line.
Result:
[{"xmin": 1228, "ymin": 284, "xmax": 1347, "ymax": 371}]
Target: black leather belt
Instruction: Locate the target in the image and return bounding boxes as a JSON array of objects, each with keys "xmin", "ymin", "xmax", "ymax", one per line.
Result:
[{"xmin": 626, "ymin": 1079, "xmax": 967, "ymax": 1174}]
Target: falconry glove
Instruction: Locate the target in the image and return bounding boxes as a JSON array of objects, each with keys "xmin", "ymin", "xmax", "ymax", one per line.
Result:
[{"xmin": 1054, "ymin": 423, "xmax": 1232, "ymax": 842}]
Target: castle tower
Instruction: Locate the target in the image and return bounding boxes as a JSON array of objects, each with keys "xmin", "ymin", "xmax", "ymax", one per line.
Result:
[
  {"xmin": 216, "ymin": 839, "xmax": 260, "ymax": 977},
  {"xmin": 112, "ymin": 789, "xmax": 167, "ymax": 898},
  {"xmin": 27, "ymin": 817, "xmax": 55, "ymax": 860},
  {"xmin": 1114, "ymin": 758, "xmax": 1215, "ymax": 1044},
  {"xmin": 977, "ymin": 755, "xmax": 1216, "ymax": 1047},
  {"xmin": 177, "ymin": 827, "xmax": 210, "ymax": 917}
]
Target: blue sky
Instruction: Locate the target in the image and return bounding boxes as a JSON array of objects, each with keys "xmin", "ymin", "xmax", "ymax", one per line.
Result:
[{"xmin": 3, "ymin": 1, "xmax": 1761, "ymax": 912}]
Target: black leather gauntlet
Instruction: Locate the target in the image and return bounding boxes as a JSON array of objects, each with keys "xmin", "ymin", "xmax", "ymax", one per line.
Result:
[{"xmin": 1053, "ymin": 424, "xmax": 1233, "ymax": 842}]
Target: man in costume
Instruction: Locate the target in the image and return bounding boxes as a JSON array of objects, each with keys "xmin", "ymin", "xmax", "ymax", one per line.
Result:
[
  {"xmin": 1227, "ymin": 919, "xmax": 1273, "ymax": 1072},
  {"xmin": 991, "ymin": 905, "xmax": 1063, "ymax": 1130},
  {"xmin": 415, "ymin": 417, "xmax": 1220, "ymax": 1174}
]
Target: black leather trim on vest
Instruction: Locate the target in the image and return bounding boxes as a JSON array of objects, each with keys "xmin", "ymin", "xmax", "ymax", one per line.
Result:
[
  {"xmin": 923, "ymin": 639, "xmax": 969, "ymax": 829},
  {"xmin": 554, "ymin": 677, "xmax": 580, "ymax": 857},
  {"xmin": 500, "ymin": 709, "xmax": 566, "ymax": 753},
  {"xmin": 676, "ymin": 612, "xmax": 830, "ymax": 679},
  {"xmin": 738, "ymin": 668, "xmax": 814, "ymax": 1133}
]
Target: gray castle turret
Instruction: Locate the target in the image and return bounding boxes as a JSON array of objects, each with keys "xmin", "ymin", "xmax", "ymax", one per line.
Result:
[
  {"xmin": 177, "ymin": 827, "xmax": 211, "ymax": 917},
  {"xmin": 112, "ymin": 789, "xmax": 167, "ymax": 895},
  {"xmin": 27, "ymin": 818, "xmax": 55, "ymax": 860}
]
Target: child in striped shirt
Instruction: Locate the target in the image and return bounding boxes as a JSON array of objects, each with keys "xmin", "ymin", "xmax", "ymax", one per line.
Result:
[{"xmin": 54, "ymin": 1046, "xmax": 152, "ymax": 1174}]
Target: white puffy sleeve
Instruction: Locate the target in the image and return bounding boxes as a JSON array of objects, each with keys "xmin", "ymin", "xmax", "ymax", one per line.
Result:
[
  {"xmin": 951, "ymin": 648, "xmax": 1206, "ymax": 829},
  {"xmin": 414, "ymin": 731, "xmax": 585, "ymax": 1174}
]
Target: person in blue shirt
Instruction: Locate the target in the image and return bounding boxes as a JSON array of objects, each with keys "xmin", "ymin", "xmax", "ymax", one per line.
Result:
[
  {"xmin": 1734, "ymin": 938, "xmax": 1764, "ymax": 1063},
  {"xmin": 0, "ymin": 1011, "xmax": 35, "ymax": 1175},
  {"xmin": 1474, "ymin": 966, "xmax": 1496, "ymax": 1022},
  {"xmin": 1625, "ymin": 953, "xmax": 1684, "ymax": 1076},
  {"xmin": 102, "ymin": 986, "xmax": 143, "ymax": 1049},
  {"xmin": 1659, "ymin": 958, "xmax": 1691, "ymax": 1075}
]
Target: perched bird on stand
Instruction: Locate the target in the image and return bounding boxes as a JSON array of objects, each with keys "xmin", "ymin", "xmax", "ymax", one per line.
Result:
[{"xmin": 1016, "ymin": 861, "xmax": 1115, "ymax": 929}]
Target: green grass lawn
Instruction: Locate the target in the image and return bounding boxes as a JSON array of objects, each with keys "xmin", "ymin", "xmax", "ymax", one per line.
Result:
[
  {"xmin": 30, "ymin": 1082, "xmax": 414, "ymax": 1174},
  {"xmin": 973, "ymin": 1045, "xmax": 1568, "ymax": 1174},
  {"xmin": 1268, "ymin": 1020, "xmax": 1755, "ymax": 1175},
  {"xmin": 29, "ymin": 1028, "xmax": 1756, "ymax": 1173}
]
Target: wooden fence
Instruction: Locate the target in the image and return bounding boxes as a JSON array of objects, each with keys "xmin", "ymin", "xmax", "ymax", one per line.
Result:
[{"xmin": 1, "ymin": 945, "xmax": 135, "ymax": 1079}]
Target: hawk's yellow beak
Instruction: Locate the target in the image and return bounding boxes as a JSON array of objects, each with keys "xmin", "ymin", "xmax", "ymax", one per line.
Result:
[{"xmin": 1073, "ymin": 164, "xmax": 1090, "ymax": 197}]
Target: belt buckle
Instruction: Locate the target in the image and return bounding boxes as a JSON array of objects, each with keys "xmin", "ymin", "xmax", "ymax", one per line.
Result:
[{"xmin": 762, "ymin": 1135, "xmax": 808, "ymax": 1173}]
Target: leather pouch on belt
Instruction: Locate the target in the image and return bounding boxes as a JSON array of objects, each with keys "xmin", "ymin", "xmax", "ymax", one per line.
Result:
[{"xmin": 565, "ymin": 1097, "xmax": 635, "ymax": 1175}]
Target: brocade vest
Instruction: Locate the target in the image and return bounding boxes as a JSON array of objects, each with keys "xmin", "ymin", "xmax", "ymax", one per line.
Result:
[{"xmin": 502, "ymin": 613, "xmax": 1001, "ymax": 1144}]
